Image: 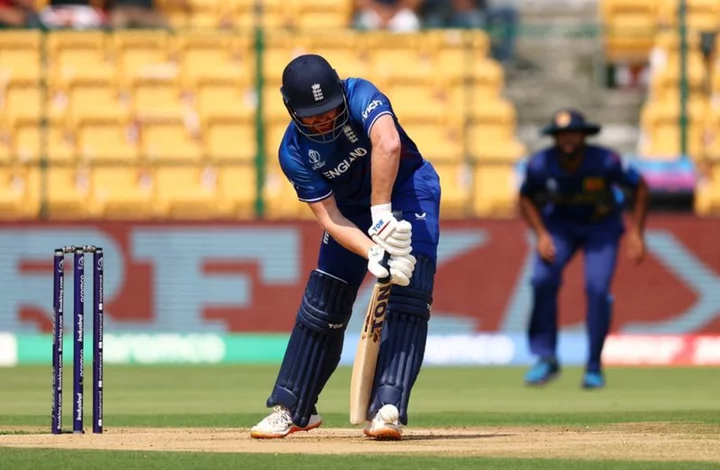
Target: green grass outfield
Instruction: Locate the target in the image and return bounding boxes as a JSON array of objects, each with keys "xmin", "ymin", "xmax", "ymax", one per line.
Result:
[{"xmin": 1, "ymin": 365, "xmax": 719, "ymax": 469}]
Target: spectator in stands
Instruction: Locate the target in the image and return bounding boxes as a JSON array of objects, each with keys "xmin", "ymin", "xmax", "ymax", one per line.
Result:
[
  {"xmin": 353, "ymin": 0, "xmax": 422, "ymax": 33},
  {"xmin": 104, "ymin": 0, "xmax": 169, "ymax": 29},
  {"xmin": 39, "ymin": 0, "xmax": 107, "ymax": 29},
  {"xmin": 420, "ymin": 0, "xmax": 519, "ymax": 65},
  {"xmin": 0, "ymin": 0, "xmax": 42, "ymax": 28}
]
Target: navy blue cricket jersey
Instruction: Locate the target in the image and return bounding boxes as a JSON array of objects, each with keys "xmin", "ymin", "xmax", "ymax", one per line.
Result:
[
  {"xmin": 520, "ymin": 145, "xmax": 642, "ymax": 224},
  {"xmin": 278, "ymin": 77, "xmax": 426, "ymax": 208}
]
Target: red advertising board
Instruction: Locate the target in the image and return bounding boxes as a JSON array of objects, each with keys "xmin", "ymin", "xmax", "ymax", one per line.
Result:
[{"xmin": 2, "ymin": 214, "xmax": 719, "ymax": 334}]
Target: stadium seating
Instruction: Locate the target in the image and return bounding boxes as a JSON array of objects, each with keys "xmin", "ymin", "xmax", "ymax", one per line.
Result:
[
  {"xmin": 0, "ymin": 27, "xmax": 522, "ymax": 220},
  {"xmin": 694, "ymin": 160, "xmax": 720, "ymax": 214},
  {"xmin": 472, "ymin": 164, "xmax": 518, "ymax": 217},
  {"xmin": 600, "ymin": 0, "xmax": 659, "ymax": 64}
]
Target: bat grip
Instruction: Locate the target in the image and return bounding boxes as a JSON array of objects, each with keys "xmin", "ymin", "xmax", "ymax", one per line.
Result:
[{"xmin": 379, "ymin": 209, "xmax": 403, "ymax": 272}]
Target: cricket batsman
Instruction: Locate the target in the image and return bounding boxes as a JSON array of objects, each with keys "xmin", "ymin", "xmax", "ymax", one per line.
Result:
[
  {"xmin": 250, "ymin": 54, "xmax": 441, "ymax": 440},
  {"xmin": 519, "ymin": 109, "xmax": 649, "ymax": 389}
]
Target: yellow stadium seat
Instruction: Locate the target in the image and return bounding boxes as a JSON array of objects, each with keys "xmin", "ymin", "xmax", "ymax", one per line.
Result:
[
  {"xmin": 387, "ymin": 84, "xmax": 441, "ymax": 123},
  {"xmin": 153, "ymin": 167, "xmax": 218, "ymax": 219},
  {"xmin": 648, "ymin": 50, "xmax": 707, "ymax": 99},
  {"xmin": 90, "ymin": 167, "xmax": 154, "ymax": 219},
  {"xmin": 652, "ymin": 29, "xmax": 703, "ymax": 53},
  {"xmin": 188, "ymin": 11, "xmax": 221, "ymax": 28},
  {"xmin": 0, "ymin": 30, "xmax": 41, "ymax": 84},
  {"xmin": 196, "ymin": 83, "xmax": 255, "ymax": 120},
  {"xmin": 402, "ymin": 121, "xmax": 464, "ymax": 164},
  {"xmin": 263, "ymin": 85, "xmax": 292, "ymax": 123},
  {"xmin": 45, "ymin": 167, "xmax": 91, "ymax": 219},
  {"xmin": 155, "ymin": 0, "xmax": 188, "ymax": 28},
  {"xmin": 472, "ymin": 164, "xmax": 518, "ymax": 217},
  {"xmin": 203, "ymin": 115, "xmax": 256, "ymax": 162},
  {"xmin": 77, "ymin": 118, "xmax": 139, "ymax": 162},
  {"xmin": 370, "ymin": 48, "xmax": 434, "ymax": 85},
  {"xmin": 0, "ymin": 166, "xmax": 40, "ymax": 219},
  {"xmin": 131, "ymin": 77, "xmax": 185, "ymax": 120},
  {"xmin": 265, "ymin": 123, "xmax": 290, "ymax": 169},
  {"xmin": 600, "ymin": 0, "xmax": 658, "ymax": 63},
  {"xmin": 228, "ymin": 4, "xmax": 292, "ymax": 29},
  {"xmin": 0, "ymin": 124, "xmax": 10, "ymax": 163},
  {"xmin": 639, "ymin": 98, "xmax": 708, "ymax": 159},
  {"xmin": 217, "ymin": 166, "xmax": 255, "ymax": 218},
  {"xmin": 694, "ymin": 161, "xmax": 720, "ymax": 215},
  {"xmin": 2, "ymin": 85, "xmax": 42, "ymax": 126},
  {"xmin": 295, "ymin": 0, "xmax": 352, "ymax": 30},
  {"xmin": 47, "ymin": 31, "xmax": 114, "ymax": 88},
  {"xmin": 467, "ymin": 98, "xmax": 525, "ymax": 162},
  {"xmin": 262, "ymin": 33, "xmax": 309, "ymax": 85},
  {"xmin": 263, "ymin": 168, "xmax": 314, "ymax": 219},
  {"xmin": 307, "ymin": 45, "xmax": 368, "ymax": 80},
  {"xmin": 297, "ymin": 11, "xmax": 349, "ymax": 30},
  {"xmin": 434, "ymin": 163, "xmax": 471, "ymax": 218},
  {"xmin": 424, "ymin": 29, "xmax": 491, "ymax": 57},
  {"xmin": 13, "ymin": 124, "xmax": 76, "ymax": 163},
  {"xmin": 113, "ymin": 31, "xmax": 171, "ymax": 85},
  {"xmin": 178, "ymin": 33, "xmax": 253, "ymax": 88},
  {"xmin": 66, "ymin": 83, "xmax": 127, "ymax": 122},
  {"xmin": 658, "ymin": 0, "xmax": 720, "ymax": 31},
  {"xmin": 703, "ymin": 107, "xmax": 720, "ymax": 159},
  {"xmin": 141, "ymin": 120, "xmax": 203, "ymax": 162},
  {"xmin": 469, "ymin": 60, "xmax": 504, "ymax": 97}
]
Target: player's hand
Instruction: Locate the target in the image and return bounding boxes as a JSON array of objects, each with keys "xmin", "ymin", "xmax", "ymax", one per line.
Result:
[
  {"xmin": 537, "ymin": 233, "xmax": 556, "ymax": 263},
  {"xmin": 367, "ymin": 245, "xmax": 416, "ymax": 286},
  {"xmin": 368, "ymin": 211, "xmax": 413, "ymax": 256},
  {"xmin": 627, "ymin": 230, "xmax": 645, "ymax": 264}
]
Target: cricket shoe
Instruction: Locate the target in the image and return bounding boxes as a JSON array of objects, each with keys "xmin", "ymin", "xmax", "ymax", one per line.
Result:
[
  {"xmin": 582, "ymin": 371, "xmax": 605, "ymax": 389},
  {"xmin": 525, "ymin": 358, "xmax": 560, "ymax": 386},
  {"xmin": 364, "ymin": 404, "xmax": 403, "ymax": 440},
  {"xmin": 250, "ymin": 405, "xmax": 322, "ymax": 439}
]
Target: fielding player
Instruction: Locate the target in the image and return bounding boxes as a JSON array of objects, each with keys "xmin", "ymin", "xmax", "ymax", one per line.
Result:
[
  {"xmin": 250, "ymin": 54, "xmax": 441, "ymax": 440},
  {"xmin": 519, "ymin": 109, "xmax": 649, "ymax": 389}
]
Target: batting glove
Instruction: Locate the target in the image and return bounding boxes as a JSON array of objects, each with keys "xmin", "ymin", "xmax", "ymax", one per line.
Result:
[
  {"xmin": 367, "ymin": 245, "xmax": 416, "ymax": 287},
  {"xmin": 368, "ymin": 206, "xmax": 413, "ymax": 257}
]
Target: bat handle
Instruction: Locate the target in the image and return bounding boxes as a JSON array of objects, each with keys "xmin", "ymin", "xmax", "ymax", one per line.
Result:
[{"xmin": 379, "ymin": 210, "xmax": 403, "ymax": 271}]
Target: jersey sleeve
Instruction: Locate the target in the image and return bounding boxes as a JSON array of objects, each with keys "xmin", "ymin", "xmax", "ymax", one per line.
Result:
[
  {"xmin": 348, "ymin": 78, "xmax": 394, "ymax": 137},
  {"xmin": 605, "ymin": 151, "xmax": 641, "ymax": 188},
  {"xmin": 519, "ymin": 155, "xmax": 545, "ymax": 197},
  {"xmin": 278, "ymin": 136, "xmax": 333, "ymax": 203}
]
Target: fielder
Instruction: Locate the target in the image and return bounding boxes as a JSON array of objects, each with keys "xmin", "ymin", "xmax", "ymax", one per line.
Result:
[
  {"xmin": 519, "ymin": 109, "xmax": 649, "ymax": 389},
  {"xmin": 250, "ymin": 54, "xmax": 441, "ymax": 440}
]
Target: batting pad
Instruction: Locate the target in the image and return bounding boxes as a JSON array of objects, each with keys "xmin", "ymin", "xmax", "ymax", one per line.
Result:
[
  {"xmin": 368, "ymin": 255, "xmax": 434, "ymax": 425},
  {"xmin": 267, "ymin": 270, "xmax": 356, "ymax": 427}
]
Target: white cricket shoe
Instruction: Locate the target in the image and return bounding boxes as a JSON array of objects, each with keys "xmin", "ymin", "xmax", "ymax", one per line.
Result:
[
  {"xmin": 250, "ymin": 405, "xmax": 322, "ymax": 439},
  {"xmin": 364, "ymin": 404, "xmax": 403, "ymax": 440}
]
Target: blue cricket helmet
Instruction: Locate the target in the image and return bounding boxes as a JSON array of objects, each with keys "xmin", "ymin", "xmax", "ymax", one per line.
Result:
[{"xmin": 280, "ymin": 54, "xmax": 349, "ymax": 143}]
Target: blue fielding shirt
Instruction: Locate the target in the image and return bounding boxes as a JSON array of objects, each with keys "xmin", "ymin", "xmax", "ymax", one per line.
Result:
[
  {"xmin": 520, "ymin": 145, "xmax": 642, "ymax": 224},
  {"xmin": 278, "ymin": 77, "xmax": 425, "ymax": 208}
]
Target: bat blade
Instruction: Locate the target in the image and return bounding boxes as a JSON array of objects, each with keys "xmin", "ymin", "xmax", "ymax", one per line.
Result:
[{"xmin": 349, "ymin": 279, "xmax": 392, "ymax": 425}]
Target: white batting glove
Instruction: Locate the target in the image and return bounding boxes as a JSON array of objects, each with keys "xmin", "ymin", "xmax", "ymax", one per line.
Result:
[
  {"xmin": 368, "ymin": 206, "xmax": 413, "ymax": 257},
  {"xmin": 367, "ymin": 245, "xmax": 416, "ymax": 287}
]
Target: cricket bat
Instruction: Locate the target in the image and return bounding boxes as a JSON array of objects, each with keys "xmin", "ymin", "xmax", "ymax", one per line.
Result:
[{"xmin": 349, "ymin": 211, "xmax": 401, "ymax": 425}]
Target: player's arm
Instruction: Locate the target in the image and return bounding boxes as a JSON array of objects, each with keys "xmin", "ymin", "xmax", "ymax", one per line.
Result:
[
  {"xmin": 518, "ymin": 162, "xmax": 549, "ymax": 237},
  {"xmin": 369, "ymin": 114, "xmax": 401, "ymax": 209},
  {"xmin": 628, "ymin": 175, "xmax": 649, "ymax": 236},
  {"xmin": 308, "ymin": 195, "xmax": 375, "ymax": 259},
  {"xmin": 608, "ymin": 153, "xmax": 648, "ymax": 263},
  {"xmin": 308, "ymin": 196, "xmax": 414, "ymax": 286},
  {"xmin": 519, "ymin": 161, "xmax": 556, "ymax": 262}
]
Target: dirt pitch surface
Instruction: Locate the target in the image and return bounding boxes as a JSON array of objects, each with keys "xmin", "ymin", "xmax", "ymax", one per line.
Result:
[{"xmin": 1, "ymin": 423, "xmax": 719, "ymax": 462}]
